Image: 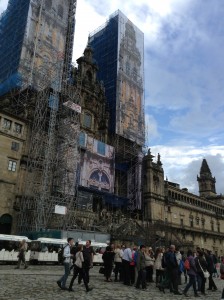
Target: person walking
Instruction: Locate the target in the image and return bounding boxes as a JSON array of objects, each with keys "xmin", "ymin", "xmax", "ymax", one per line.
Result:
[
  {"xmin": 182, "ymin": 250, "xmax": 200, "ymax": 297},
  {"xmin": 165, "ymin": 245, "xmax": 182, "ymax": 295},
  {"xmin": 82, "ymin": 240, "xmax": 95, "ymax": 285},
  {"xmin": 68, "ymin": 244, "xmax": 92, "ymax": 292},
  {"xmin": 195, "ymin": 250, "xmax": 208, "ymax": 295},
  {"xmin": 206, "ymin": 250, "xmax": 218, "ymax": 291},
  {"xmin": 15, "ymin": 239, "xmax": 28, "ymax": 269},
  {"xmin": 57, "ymin": 237, "xmax": 74, "ymax": 290}
]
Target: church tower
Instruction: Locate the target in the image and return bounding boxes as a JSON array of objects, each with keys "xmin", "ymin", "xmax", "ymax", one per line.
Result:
[
  {"xmin": 197, "ymin": 159, "xmax": 216, "ymax": 198},
  {"xmin": 142, "ymin": 149, "xmax": 165, "ymax": 221}
]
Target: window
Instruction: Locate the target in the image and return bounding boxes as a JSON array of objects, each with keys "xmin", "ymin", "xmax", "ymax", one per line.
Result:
[
  {"xmin": 83, "ymin": 113, "xmax": 92, "ymax": 129},
  {"xmin": 196, "ymin": 217, "xmax": 199, "ymax": 225},
  {"xmin": 11, "ymin": 142, "xmax": 19, "ymax": 151},
  {"xmin": 14, "ymin": 123, "xmax": 22, "ymax": 133},
  {"xmin": 8, "ymin": 160, "xmax": 17, "ymax": 172},
  {"xmin": 3, "ymin": 118, "xmax": 12, "ymax": 130},
  {"xmin": 79, "ymin": 132, "xmax": 86, "ymax": 147},
  {"xmin": 97, "ymin": 141, "xmax": 105, "ymax": 156},
  {"xmin": 180, "ymin": 219, "xmax": 184, "ymax": 226}
]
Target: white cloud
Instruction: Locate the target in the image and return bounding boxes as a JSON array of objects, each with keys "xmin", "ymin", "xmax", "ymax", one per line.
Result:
[{"xmin": 150, "ymin": 145, "xmax": 224, "ymax": 194}]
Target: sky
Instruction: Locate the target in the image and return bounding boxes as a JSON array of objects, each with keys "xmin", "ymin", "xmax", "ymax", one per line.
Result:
[{"xmin": 1, "ymin": 0, "xmax": 224, "ymax": 195}]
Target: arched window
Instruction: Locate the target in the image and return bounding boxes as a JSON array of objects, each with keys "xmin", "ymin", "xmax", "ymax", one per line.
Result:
[
  {"xmin": 86, "ymin": 70, "xmax": 92, "ymax": 82},
  {"xmin": 0, "ymin": 214, "xmax": 12, "ymax": 234}
]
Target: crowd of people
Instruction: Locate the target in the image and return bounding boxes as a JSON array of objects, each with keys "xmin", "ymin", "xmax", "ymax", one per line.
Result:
[{"xmin": 55, "ymin": 238, "xmax": 224, "ymax": 297}]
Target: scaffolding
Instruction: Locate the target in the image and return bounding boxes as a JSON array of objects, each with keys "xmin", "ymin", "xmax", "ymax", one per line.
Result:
[
  {"xmin": 0, "ymin": 0, "xmax": 80, "ymax": 233},
  {"xmin": 89, "ymin": 11, "xmax": 145, "ymax": 215}
]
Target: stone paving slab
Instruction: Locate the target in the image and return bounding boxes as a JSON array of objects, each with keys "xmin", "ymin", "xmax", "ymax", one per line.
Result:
[{"xmin": 0, "ymin": 265, "xmax": 223, "ymax": 300}]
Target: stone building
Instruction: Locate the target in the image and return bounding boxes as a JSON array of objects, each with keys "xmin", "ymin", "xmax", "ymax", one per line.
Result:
[
  {"xmin": 0, "ymin": 110, "xmax": 28, "ymax": 233},
  {"xmin": 142, "ymin": 149, "xmax": 224, "ymax": 255}
]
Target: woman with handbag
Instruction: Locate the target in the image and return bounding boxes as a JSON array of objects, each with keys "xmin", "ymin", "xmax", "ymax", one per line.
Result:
[
  {"xmin": 195, "ymin": 250, "xmax": 208, "ymax": 295},
  {"xmin": 68, "ymin": 244, "xmax": 92, "ymax": 292}
]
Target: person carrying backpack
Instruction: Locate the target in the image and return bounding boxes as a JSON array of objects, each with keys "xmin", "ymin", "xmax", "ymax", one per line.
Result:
[
  {"xmin": 57, "ymin": 237, "xmax": 74, "ymax": 290},
  {"xmin": 183, "ymin": 250, "xmax": 200, "ymax": 297}
]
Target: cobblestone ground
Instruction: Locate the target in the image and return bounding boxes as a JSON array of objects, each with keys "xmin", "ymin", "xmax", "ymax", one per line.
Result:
[{"xmin": 0, "ymin": 265, "xmax": 223, "ymax": 300}]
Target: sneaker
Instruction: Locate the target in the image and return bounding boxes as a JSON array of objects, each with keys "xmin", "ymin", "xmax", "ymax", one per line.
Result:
[
  {"xmin": 56, "ymin": 281, "xmax": 61, "ymax": 288},
  {"xmin": 183, "ymin": 293, "xmax": 189, "ymax": 297},
  {"xmin": 174, "ymin": 291, "xmax": 182, "ymax": 295},
  {"xmin": 61, "ymin": 287, "xmax": 68, "ymax": 291},
  {"xmin": 86, "ymin": 288, "xmax": 93, "ymax": 292}
]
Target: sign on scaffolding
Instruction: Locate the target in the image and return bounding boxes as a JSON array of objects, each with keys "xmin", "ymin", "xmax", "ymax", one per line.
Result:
[
  {"xmin": 63, "ymin": 100, "xmax": 81, "ymax": 113},
  {"xmin": 54, "ymin": 205, "xmax": 67, "ymax": 215}
]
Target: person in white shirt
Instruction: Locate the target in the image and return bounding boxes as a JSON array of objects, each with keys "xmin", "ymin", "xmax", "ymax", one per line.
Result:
[
  {"xmin": 122, "ymin": 246, "xmax": 132, "ymax": 286},
  {"xmin": 57, "ymin": 237, "xmax": 74, "ymax": 290}
]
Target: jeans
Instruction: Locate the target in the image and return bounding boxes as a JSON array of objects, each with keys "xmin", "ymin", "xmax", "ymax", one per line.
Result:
[
  {"xmin": 183, "ymin": 274, "xmax": 197, "ymax": 295},
  {"xmin": 59, "ymin": 262, "xmax": 70, "ymax": 288}
]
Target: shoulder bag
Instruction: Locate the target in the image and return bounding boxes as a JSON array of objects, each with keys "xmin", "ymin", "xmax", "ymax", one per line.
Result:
[{"xmin": 198, "ymin": 260, "xmax": 210, "ymax": 279}]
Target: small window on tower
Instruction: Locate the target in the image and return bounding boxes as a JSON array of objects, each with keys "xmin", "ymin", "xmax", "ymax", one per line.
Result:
[{"xmin": 83, "ymin": 113, "xmax": 92, "ymax": 129}]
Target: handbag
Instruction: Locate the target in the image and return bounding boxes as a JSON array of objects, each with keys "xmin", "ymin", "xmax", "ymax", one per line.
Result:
[
  {"xmin": 75, "ymin": 252, "xmax": 82, "ymax": 268},
  {"xmin": 99, "ymin": 267, "xmax": 105, "ymax": 274},
  {"xmin": 198, "ymin": 260, "xmax": 209, "ymax": 278}
]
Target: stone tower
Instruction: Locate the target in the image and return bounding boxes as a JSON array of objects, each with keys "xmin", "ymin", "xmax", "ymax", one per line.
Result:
[
  {"xmin": 197, "ymin": 159, "xmax": 216, "ymax": 198},
  {"xmin": 142, "ymin": 149, "xmax": 165, "ymax": 221}
]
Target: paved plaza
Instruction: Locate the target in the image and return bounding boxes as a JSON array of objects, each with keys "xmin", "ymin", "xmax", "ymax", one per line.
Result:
[{"xmin": 0, "ymin": 265, "xmax": 223, "ymax": 300}]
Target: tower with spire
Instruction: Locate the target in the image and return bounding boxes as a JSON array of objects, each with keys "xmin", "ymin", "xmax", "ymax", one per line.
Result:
[{"xmin": 197, "ymin": 159, "xmax": 216, "ymax": 198}]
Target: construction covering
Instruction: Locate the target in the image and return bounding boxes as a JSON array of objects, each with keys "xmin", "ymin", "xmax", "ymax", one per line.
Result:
[
  {"xmin": 0, "ymin": 0, "xmax": 30, "ymax": 96},
  {"xmin": 79, "ymin": 133, "xmax": 115, "ymax": 193},
  {"xmin": 0, "ymin": 0, "xmax": 75, "ymax": 96},
  {"xmin": 89, "ymin": 10, "xmax": 145, "ymax": 146}
]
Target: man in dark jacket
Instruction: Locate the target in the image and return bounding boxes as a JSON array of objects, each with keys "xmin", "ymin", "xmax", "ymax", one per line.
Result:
[
  {"xmin": 135, "ymin": 245, "xmax": 146, "ymax": 289},
  {"xmin": 206, "ymin": 250, "xmax": 217, "ymax": 291},
  {"xmin": 165, "ymin": 245, "xmax": 182, "ymax": 295}
]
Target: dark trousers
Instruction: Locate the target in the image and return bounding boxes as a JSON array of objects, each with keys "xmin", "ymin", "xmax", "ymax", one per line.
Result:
[
  {"xmin": 114, "ymin": 262, "xmax": 122, "ymax": 281},
  {"xmin": 208, "ymin": 272, "xmax": 217, "ymax": 290},
  {"xmin": 78, "ymin": 265, "xmax": 90, "ymax": 284},
  {"xmin": 156, "ymin": 269, "xmax": 164, "ymax": 286},
  {"xmin": 130, "ymin": 265, "xmax": 135, "ymax": 284},
  {"xmin": 167, "ymin": 268, "xmax": 179, "ymax": 292},
  {"xmin": 122, "ymin": 259, "xmax": 131, "ymax": 285},
  {"xmin": 69, "ymin": 265, "xmax": 89, "ymax": 291},
  {"xmin": 146, "ymin": 265, "xmax": 154, "ymax": 282},
  {"xmin": 136, "ymin": 269, "xmax": 146, "ymax": 289},
  {"xmin": 197, "ymin": 272, "xmax": 206, "ymax": 293},
  {"xmin": 183, "ymin": 274, "xmax": 197, "ymax": 295}
]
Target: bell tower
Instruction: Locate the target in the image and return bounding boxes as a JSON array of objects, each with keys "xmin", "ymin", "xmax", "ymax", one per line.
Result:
[
  {"xmin": 197, "ymin": 159, "xmax": 216, "ymax": 198},
  {"xmin": 142, "ymin": 149, "xmax": 165, "ymax": 221}
]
